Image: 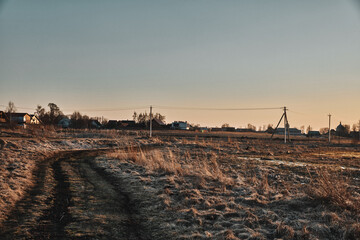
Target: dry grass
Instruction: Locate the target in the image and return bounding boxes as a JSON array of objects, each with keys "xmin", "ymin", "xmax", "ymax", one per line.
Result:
[
  {"xmin": 100, "ymin": 134, "xmax": 360, "ymax": 239},
  {"xmin": 276, "ymin": 221, "xmax": 295, "ymax": 240},
  {"xmin": 344, "ymin": 223, "xmax": 360, "ymax": 239},
  {"xmin": 306, "ymin": 167, "xmax": 360, "ymax": 213},
  {"xmin": 2, "ymin": 129, "xmax": 360, "ymax": 239},
  {"xmin": 108, "ymin": 147, "xmax": 235, "ymax": 185}
]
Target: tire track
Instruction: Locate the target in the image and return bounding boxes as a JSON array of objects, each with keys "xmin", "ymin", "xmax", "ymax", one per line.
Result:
[{"xmin": 0, "ymin": 146, "xmax": 158, "ymax": 239}]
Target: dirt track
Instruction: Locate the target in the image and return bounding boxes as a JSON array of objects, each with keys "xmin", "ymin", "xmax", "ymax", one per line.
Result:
[{"xmin": 0, "ymin": 149, "xmax": 149, "ymax": 239}]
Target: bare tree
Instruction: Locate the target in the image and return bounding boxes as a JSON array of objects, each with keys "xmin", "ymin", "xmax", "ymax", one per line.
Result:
[
  {"xmin": 344, "ymin": 124, "xmax": 350, "ymax": 135},
  {"xmin": 352, "ymin": 124, "xmax": 357, "ymax": 132},
  {"xmin": 132, "ymin": 111, "xmax": 138, "ymax": 122},
  {"xmin": 133, "ymin": 111, "xmax": 165, "ymax": 124},
  {"xmin": 247, "ymin": 123, "xmax": 256, "ymax": 131},
  {"xmin": 306, "ymin": 125, "xmax": 312, "ymax": 134},
  {"xmin": 319, "ymin": 127, "xmax": 329, "ymax": 135},
  {"xmin": 6, "ymin": 101, "xmax": 16, "ymax": 113},
  {"xmin": 154, "ymin": 113, "xmax": 165, "ymax": 122}
]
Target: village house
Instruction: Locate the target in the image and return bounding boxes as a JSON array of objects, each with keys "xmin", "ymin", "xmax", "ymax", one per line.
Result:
[
  {"xmin": 0, "ymin": 111, "xmax": 9, "ymax": 126},
  {"xmin": 307, "ymin": 131, "xmax": 321, "ymax": 137},
  {"xmin": 7, "ymin": 113, "xmax": 31, "ymax": 128},
  {"xmin": 29, "ymin": 115, "xmax": 41, "ymax": 125},
  {"xmin": 236, "ymin": 128, "xmax": 255, "ymax": 132},
  {"xmin": 151, "ymin": 118, "xmax": 166, "ymax": 129},
  {"xmin": 105, "ymin": 120, "xmax": 119, "ymax": 129},
  {"xmin": 275, "ymin": 128, "xmax": 302, "ymax": 136},
  {"xmin": 336, "ymin": 122, "xmax": 348, "ymax": 137},
  {"xmin": 58, "ymin": 117, "xmax": 71, "ymax": 128},
  {"xmin": 118, "ymin": 120, "xmax": 136, "ymax": 128},
  {"xmin": 222, "ymin": 126, "xmax": 236, "ymax": 132},
  {"xmin": 171, "ymin": 121, "xmax": 189, "ymax": 130},
  {"xmin": 89, "ymin": 119, "xmax": 102, "ymax": 129}
]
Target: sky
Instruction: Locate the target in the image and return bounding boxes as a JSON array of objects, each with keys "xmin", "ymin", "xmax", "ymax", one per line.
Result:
[{"xmin": 0, "ymin": 0, "xmax": 360, "ymax": 130}]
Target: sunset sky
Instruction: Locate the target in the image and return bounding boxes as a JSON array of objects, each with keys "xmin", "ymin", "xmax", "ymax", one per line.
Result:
[{"xmin": 1, "ymin": 1, "xmax": 359, "ymax": 130}]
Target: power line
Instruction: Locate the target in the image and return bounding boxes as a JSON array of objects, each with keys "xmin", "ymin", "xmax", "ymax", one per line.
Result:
[
  {"xmin": 0, "ymin": 104, "xmax": 35, "ymax": 110},
  {"xmin": 69, "ymin": 106, "xmax": 149, "ymax": 112},
  {"xmin": 287, "ymin": 109, "xmax": 307, "ymax": 115},
  {"xmin": 1, "ymin": 103, "xmax": 285, "ymax": 113},
  {"xmin": 0, "ymin": 104, "xmax": 149, "ymax": 112},
  {"xmin": 154, "ymin": 105, "xmax": 283, "ymax": 111}
]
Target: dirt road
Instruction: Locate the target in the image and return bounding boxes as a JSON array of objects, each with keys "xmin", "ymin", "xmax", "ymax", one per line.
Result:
[{"xmin": 0, "ymin": 149, "xmax": 149, "ymax": 239}]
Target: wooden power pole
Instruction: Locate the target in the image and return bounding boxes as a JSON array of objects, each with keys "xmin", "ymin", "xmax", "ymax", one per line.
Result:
[
  {"xmin": 149, "ymin": 105, "xmax": 153, "ymax": 138},
  {"xmin": 271, "ymin": 106, "xmax": 290, "ymax": 143},
  {"xmin": 328, "ymin": 114, "xmax": 331, "ymax": 143}
]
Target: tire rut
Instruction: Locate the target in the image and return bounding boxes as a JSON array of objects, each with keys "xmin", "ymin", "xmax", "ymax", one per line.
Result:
[{"xmin": 0, "ymin": 149, "xmax": 152, "ymax": 239}]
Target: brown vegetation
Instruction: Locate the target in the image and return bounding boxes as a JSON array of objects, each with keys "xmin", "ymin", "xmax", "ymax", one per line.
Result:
[
  {"xmin": 306, "ymin": 167, "xmax": 360, "ymax": 213},
  {"xmin": 1, "ymin": 128, "xmax": 360, "ymax": 239}
]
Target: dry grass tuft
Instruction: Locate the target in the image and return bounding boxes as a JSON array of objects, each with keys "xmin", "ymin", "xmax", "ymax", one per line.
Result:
[
  {"xmin": 276, "ymin": 221, "xmax": 295, "ymax": 240},
  {"xmin": 344, "ymin": 223, "xmax": 360, "ymax": 240},
  {"xmin": 306, "ymin": 167, "xmax": 360, "ymax": 213},
  {"xmin": 224, "ymin": 229, "xmax": 239, "ymax": 240}
]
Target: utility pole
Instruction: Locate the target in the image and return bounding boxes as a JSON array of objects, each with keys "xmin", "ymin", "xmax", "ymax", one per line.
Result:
[
  {"xmin": 358, "ymin": 120, "xmax": 360, "ymax": 142},
  {"xmin": 271, "ymin": 106, "xmax": 290, "ymax": 143},
  {"xmin": 328, "ymin": 114, "xmax": 331, "ymax": 143},
  {"xmin": 284, "ymin": 108, "xmax": 287, "ymax": 143},
  {"xmin": 149, "ymin": 105, "xmax": 153, "ymax": 138},
  {"xmin": 283, "ymin": 106, "xmax": 290, "ymax": 143}
]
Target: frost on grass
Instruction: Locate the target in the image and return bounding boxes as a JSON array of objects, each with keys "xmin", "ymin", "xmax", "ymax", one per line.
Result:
[
  {"xmin": 0, "ymin": 129, "xmax": 128, "ymax": 227},
  {"xmin": 102, "ymin": 136, "xmax": 360, "ymax": 239}
]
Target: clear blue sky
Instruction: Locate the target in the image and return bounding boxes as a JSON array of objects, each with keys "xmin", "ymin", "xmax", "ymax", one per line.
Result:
[{"xmin": 1, "ymin": 0, "xmax": 359, "ymax": 129}]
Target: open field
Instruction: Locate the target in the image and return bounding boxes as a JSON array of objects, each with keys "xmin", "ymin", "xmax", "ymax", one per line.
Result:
[{"xmin": 0, "ymin": 129, "xmax": 359, "ymax": 239}]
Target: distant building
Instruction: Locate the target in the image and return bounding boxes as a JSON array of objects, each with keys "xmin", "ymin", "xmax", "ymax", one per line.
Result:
[
  {"xmin": 236, "ymin": 128, "xmax": 255, "ymax": 132},
  {"xmin": 89, "ymin": 119, "xmax": 102, "ymax": 129},
  {"xmin": 151, "ymin": 118, "xmax": 166, "ymax": 129},
  {"xmin": 307, "ymin": 131, "xmax": 321, "ymax": 137},
  {"xmin": 336, "ymin": 122, "xmax": 348, "ymax": 136},
  {"xmin": 58, "ymin": 118, "xmax": 71, "ymax": 128},
  {"xmin": 0, "ymin": 111, "xmax": 9, "ymax": 126},
  {"xmin": 210, "ymin": 127, "xmax": 222, "ymax": 132},
  {"xmin": 29, "ymin": 115, "xmax": 41, "ymax": 125},
  {"xmin": 8, "ymin": 113, "xmax": 31, "ymax": 128},
  {"xmin": 199, "ymin": 127, "xmax": 209, "ymax": 133},
  {"xmin": 275, "ymin": 128, "xmax": 302, "ymax": 136},
  {"xmin": 171, "ymin": 121, "xmax": 189, "ymax": 130},
  {"xmin": 106, "ymin": 120, "xmax": 119, "ymax": 129},
  {"xmin": 222, "ymin": 127, "xmax": 236, "ymax": 132},
  {"xmin": 118, "ymin": 120, "xmax": 136, "ymax": 128}
]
